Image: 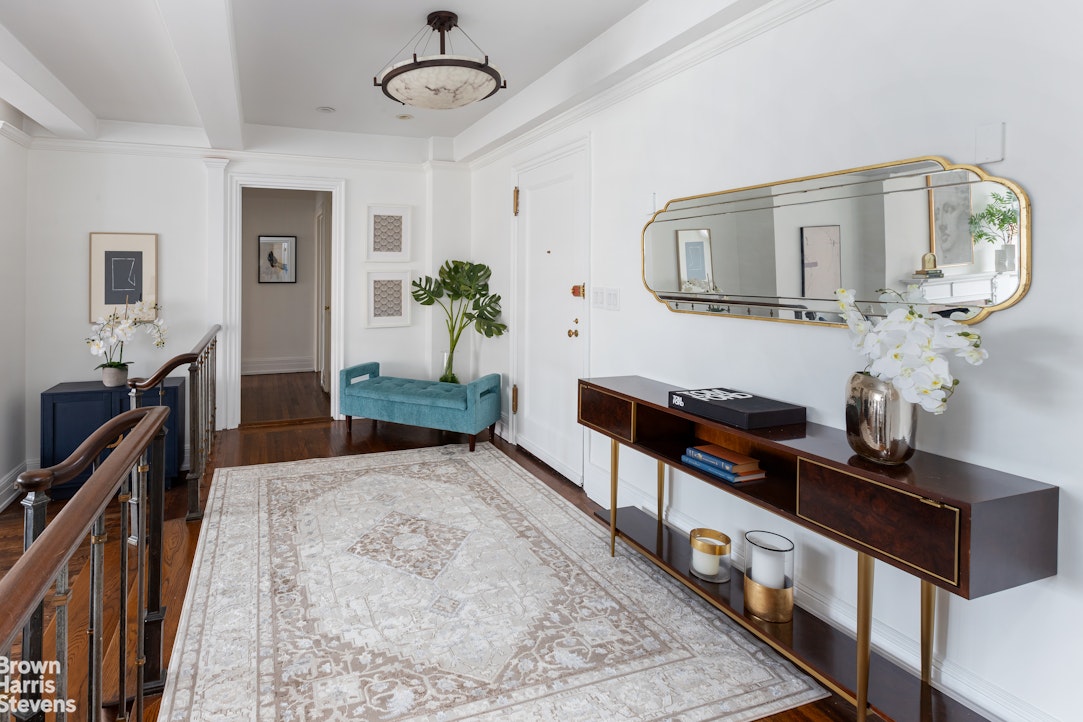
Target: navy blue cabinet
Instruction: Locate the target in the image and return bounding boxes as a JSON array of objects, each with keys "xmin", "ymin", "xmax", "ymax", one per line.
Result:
[{"xmin": 40, "ymin": 378, "xmax": 185, "ymax": 497}]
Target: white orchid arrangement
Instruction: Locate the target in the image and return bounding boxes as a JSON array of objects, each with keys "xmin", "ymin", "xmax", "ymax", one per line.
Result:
[
  {"xmin": 86, "ymin": 301, "xmax": 167, "ymax": 369},
  {"xmin": 835, "ymin": 288, "xmax": 987, "ymax": 414}
]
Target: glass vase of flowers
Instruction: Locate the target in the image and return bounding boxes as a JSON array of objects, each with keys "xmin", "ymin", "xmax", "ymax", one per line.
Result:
[
  {"xmin": 86, "ymin": 301, "xmax": 167, "ymax": 386},
  {"xmin": 835, "ymin": 289, "xmax": 987, "ymax": 464}
]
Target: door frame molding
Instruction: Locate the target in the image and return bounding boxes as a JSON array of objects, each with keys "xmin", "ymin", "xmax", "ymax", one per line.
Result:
[
  {"xmin": 221, "ymin": 173, "xmax": 346, "ymax": 428},
  {"xmin": 509, "ymin": 136, "xmax": 591, "ymax": 476}
]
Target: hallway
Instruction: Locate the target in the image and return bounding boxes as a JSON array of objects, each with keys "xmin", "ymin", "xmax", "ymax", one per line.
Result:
[{"xmin": 240, "ymin": 371, "xmax": 330, "ymax": 426}]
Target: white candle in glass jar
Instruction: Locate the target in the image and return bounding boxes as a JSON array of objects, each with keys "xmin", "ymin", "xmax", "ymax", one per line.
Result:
[
  {"xmin": 691, "ymin": 536, "xmax": 723, "ymax": 576},
  {"xmin": 750, "ymin": 542, "xmax": 786, "ymax": 589}
]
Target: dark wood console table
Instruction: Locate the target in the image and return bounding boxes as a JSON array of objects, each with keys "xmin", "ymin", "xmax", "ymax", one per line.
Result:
[{"xmin": 577, "ymin": 375, "xmax": 1058, "ymax": 722}]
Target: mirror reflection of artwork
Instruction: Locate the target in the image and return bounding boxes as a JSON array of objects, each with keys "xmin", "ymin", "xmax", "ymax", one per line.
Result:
[
  {"xmin": 677, "ymin": 229, "xmax": 715, "ymax": 293},
  {"xmin": 800, "ymin": 225, "xmax": 841, "ymax": 298},
  {"xmin": 929, "ymin": 171, "xmax": 974, "ymax": 266},
  {"xmin": 258, "ymin": 235, "xmax": 297, "ymax": 283}
]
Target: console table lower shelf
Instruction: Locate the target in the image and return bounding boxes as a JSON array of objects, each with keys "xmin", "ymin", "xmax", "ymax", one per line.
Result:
[{"xmin": 598, "ymin": 506, "xmax": 988, "ymax": 722}]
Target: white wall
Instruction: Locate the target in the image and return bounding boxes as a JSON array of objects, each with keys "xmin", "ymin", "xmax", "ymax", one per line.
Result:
[
  {"xmin": 241, "ymin": 188, "xmax": 318, "ymax": 374},
  {"xmin": 0, "ymin": 114, "xmax": 28, "ymax": 509},
  {"xmin": 469, "ymin": 1, "xmax": 1081, "ymax": 719}
]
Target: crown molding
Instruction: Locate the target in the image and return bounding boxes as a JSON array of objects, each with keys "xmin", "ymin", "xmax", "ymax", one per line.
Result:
[
  {"xmin": 466, "ymin": 0, "xmax": 835, "ymax": 169},
  {"xmin": 25, "ymin": 135, "xmax": 423, "ymax": 173},
  {"xmin": 0, "ymin": 121, "xmax": 32, "ymax": 148}
]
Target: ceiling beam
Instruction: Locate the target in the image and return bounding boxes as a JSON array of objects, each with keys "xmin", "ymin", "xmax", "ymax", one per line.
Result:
[
  {"xmin": 156, "ymin": 0, "xmax": 244, "ymax": 150},
  {"xmin": 0, "ymin": 21, "xmax": 95, "ymax": 138}
]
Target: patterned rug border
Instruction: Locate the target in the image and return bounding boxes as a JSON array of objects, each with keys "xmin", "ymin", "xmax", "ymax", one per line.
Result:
[{"xmin": 160, "ymin": 443, "xmax": 826, "ymax": 721}]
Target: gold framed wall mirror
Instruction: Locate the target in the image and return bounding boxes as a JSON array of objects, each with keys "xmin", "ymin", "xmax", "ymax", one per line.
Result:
[{"xmin": 642, "ymin": 157, "xmax": 1030, "ymax": 325}]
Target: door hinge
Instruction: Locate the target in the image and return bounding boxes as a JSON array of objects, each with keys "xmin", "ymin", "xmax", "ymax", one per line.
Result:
[
  {"xmin": 511, "ymin": 384, "xmax": 519, "ymax": 414},
  {"xmin": 513, "ymin": 186, "xmax": 520, "ymax": 216}
]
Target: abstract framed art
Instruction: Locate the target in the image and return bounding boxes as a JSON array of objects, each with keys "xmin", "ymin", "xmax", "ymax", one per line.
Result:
[
  {"xmin": 928, "ymin": 170, "xmax": 974, "ymax": 267},
  {"xmin": 89, "ymin": 232, "xmax": 157, "ymax": 321},
  {"xmin": 366, "ymin": 270, "xmax": 411, "ymax": 327},
  {"xmin": 800, "ymin": 225, "xmax": 842, "ymax": 298},
  {"xmin": 258, "ymin": 235, "xmax": 297, "ymax": 283},
  {"xmin": 367, "ymin": 205, "xmax": 411, "ymax": 262},
  {"xmin": 676, "ymin": 229, "xmax": 714, "ymax": 293}
]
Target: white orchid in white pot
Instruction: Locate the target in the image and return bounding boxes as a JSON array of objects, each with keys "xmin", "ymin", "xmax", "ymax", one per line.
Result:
[
  {"xmin": 86, "ymin": 301, "xmax": 167, "ymax": 386},
  {"xmin": 835, "ymin": 289, "xmax": 987, "ymax": 464}
]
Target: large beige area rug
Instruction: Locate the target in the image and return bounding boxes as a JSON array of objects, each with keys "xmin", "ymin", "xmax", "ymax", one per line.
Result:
[{"xmin": 159, "ymin": 444, "xmax": 825, "ymax": 721}]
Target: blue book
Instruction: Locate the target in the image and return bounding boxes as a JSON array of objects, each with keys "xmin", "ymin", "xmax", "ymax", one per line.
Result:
[
  {"xmin": 681, "ymin": 454, "xmax": 765, "ymax": 483},
  {"xmin": 684, "ymin": 444, "xmax": 760, "ymax": 473}
]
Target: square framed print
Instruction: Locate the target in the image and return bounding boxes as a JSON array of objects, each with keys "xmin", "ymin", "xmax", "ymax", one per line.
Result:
[
  {"xmin": 367, "ymin": 205, "xmax": 411, "ymax": 262},
  {"xmin": 89, "ymin": 232, "xmax": 157, "ymax": 321},
  {"xmin": 928, "ymin": 171, "xmax": 974, "ymax": 267},
  {"xmin": 800, "ymin": 225, "xmax": 842, "ymax": 298},
  {"xmin": 366, "ymin": 271, "xmax": 411, "ymax": 327},
  {"xmin": 258, "ymin": 235, "xmax": 297, "ymax": 283}
]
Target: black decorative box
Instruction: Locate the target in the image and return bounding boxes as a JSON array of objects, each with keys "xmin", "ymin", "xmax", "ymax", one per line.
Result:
[{"xmin": 668, "ymin": 387, "xmax": 806, "ymax": 429}]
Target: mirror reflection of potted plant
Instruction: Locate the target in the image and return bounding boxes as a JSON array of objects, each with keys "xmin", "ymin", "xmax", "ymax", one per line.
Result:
[
  {"xmin": 969, "ymin": 191, "xmax": 1019, "ymax": 272},
  {"xmin": 411, "ymin": 260, "xmax": 507, "ymax": 384}
]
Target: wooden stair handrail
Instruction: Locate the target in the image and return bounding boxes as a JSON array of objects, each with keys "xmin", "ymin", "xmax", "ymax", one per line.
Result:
[
  {"xmin": 127, "ymin": 324, "xmax": 222, "ymax": 391},
  {"xmin": 14, "ymin": 405, "xmax": 170, "ymax": 494},
  {"xmin": 0, "ymin": 405, "xmax": 170, "ymax": 650}
]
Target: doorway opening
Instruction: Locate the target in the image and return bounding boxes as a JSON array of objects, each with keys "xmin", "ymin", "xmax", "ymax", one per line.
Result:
[{"xmin": 239, "ymin": 187, "xmax": 333, "ymax": 426}]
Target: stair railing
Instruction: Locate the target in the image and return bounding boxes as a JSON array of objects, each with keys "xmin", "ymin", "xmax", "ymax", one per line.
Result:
[
  {"xmin": 0, "ymin": 405, "xmax": 170, "ymax": 722},
  {"xmin": 127, "ymin": 324, "xmax": 221, "ymax": 522}
]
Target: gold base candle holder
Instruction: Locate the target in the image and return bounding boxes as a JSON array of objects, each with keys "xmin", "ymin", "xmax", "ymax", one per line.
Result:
[
  {"xmin": 743, "ymin": 530, "xmax": 794, "ymax": 623},
  {"xmin": 688, "ymin": 528, "xmax": 731, "ymax": 583},
  {"xmin": 743, "ymin": 575, "xmax": 794, "ymax": 623}
]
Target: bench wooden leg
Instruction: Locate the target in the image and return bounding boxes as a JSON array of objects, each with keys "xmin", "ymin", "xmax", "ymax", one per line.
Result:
[
  {"xmin": 345, "ymin": 415, "xmax": 352, "ymax": 435},
  {"xmin": 469, "ymin": 434, "xmax": 477, "ymax": 452},
  {"xmin": 488, "ymin": 423, "xmax": 496, "ymax": 442}
]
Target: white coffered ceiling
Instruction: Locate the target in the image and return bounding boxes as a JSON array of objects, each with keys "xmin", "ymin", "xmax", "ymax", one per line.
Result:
[{"xmin": 0, "ymin": 0, "xmax": 792, "ymax": 159}]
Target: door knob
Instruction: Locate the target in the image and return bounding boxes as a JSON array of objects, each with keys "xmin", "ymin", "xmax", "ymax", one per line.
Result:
[{"xmin": 567, "ymin": 329, "xmax": 579, "ymax": 337}]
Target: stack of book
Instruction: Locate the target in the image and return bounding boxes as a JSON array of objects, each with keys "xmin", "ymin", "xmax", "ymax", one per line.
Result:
[{"xmin": 680, "ymin": 443, "xmax": 766, "ymax": 484}]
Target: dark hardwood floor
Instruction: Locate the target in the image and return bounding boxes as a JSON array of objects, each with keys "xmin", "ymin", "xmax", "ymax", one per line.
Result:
[
  {"xmin": 1, "ymin": 372, "xmax": 865, "ymax": 721},
  {"xmin": 240, "ymin": 370, "xmax": 330, "ymax": 425}
]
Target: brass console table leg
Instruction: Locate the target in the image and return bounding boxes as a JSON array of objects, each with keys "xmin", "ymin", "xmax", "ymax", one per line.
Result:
[
  {"xmin": 921, "ymin": 580, "xmax": 935, "ymax": 684},
  {"xmin": 856, "ymin": 553, "xmax": 874, "ymax": 722},
  {"xmin": 656, "ymin": 461, "xmax": 666, "ymax": 547},
  {"xmin": 609, "ymin": 439, "xmax": 619, "ymax": 556}
]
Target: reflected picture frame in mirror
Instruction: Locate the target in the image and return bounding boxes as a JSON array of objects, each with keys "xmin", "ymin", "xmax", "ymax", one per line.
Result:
[{"xmin": 641, "ymin": 156, "xmax": 1030, "ymax": 326}]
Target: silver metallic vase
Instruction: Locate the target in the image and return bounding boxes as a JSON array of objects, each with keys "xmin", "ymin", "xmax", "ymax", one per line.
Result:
[{"xmin": 844, "ymin": 372, "xmax": 917, "ymax": 465}]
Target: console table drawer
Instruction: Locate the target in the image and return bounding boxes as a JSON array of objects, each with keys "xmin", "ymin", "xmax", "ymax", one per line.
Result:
[
  {"xmin": 797, "ymin": 459, "xmax": 960, "ymax": 585},
  {"xmin": 578, "ymin": 386, "xmax": 634, "ymax": 442}
]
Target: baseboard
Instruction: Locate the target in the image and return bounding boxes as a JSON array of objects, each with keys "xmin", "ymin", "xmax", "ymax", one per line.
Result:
[
  {"xmin": 241, "ymin": 357, "xmax": 314, "ymax": 375},
  {"xmin": 0, "ymin": 461, "xmax": 28, "ymax": 512}
]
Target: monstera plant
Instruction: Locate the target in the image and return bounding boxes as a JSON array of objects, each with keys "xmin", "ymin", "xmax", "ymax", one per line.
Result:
[{"xmin": 411, "ymin": 260, "xmax": 507, "ymax": 383}]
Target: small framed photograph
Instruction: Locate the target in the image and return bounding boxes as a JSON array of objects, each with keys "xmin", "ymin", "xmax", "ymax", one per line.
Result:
[
  {"xmin": 800, "ymin": 225, "xmax": 842, "ymax": 298},
  {"xmin": 366, "ymin": 271, "xmax": 411, "ymax": 327},
  {"xmin": 928, "ymin": 171, "xmax": 974, "ymax": 267},
  {"xmin": 89, "ymin": 232, "xmax": 157, "ymax": 321},
  {"xmin": 676, "ymin": 229, "xmax": 714, "ymax": 293},
  {"xmin": 258, "ymin": 235, "xmax": 297, "ymax": 283},
  {"xmin": 367, "ymin": 205, "xmax": 411, "ymax": 262}
]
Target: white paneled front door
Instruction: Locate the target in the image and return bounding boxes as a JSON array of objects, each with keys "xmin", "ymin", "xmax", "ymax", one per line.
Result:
[{"xmin": 513, "ymin": 143, "xmax": 590, "ymax": 484}]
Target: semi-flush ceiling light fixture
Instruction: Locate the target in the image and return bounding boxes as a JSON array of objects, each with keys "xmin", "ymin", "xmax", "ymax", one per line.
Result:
[{"xmin": 374, "ymin": 10, "xmax": 506, "ymax": 110}]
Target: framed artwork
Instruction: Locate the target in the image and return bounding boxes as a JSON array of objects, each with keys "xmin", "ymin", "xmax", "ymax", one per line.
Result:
[
  {"xmin": 800, "ymin": 225, "xmax": 842, "ymax": 298},
  {"xmin": 367, "ymin": 205, "xmax": 411, "ymax": 262},
  {"xmin": 928, "ymin": 171, "xmax": 974, "ymax": 267},
  {"xmin": 676, "ymin": 229, "xmax": 714, "ymax": 292},
  {"xmin": 89, "ymin": 232, "xmax": 157, "ymax": 321},
  {"xmin": 258, "ymin": 235, "xmax": 297, "ymax": 283},
  {"xmin": 366, "ymin": 271, "xmax": 411, "ymax": 327}
]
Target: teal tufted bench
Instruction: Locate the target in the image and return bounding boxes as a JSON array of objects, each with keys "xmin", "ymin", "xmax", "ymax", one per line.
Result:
[{"xmin": 339, "ymin": 362, "xmax": 501, "ymax": 451}]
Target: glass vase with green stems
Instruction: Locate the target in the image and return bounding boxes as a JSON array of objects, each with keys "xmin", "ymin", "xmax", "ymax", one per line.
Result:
[
  {"xmin": 969, "ymin": 190, "xmax": 1019, "ymax": 245},
  {"xmin": 411, "ymin": 260, "xmax": 508, "ymax": 384}
]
